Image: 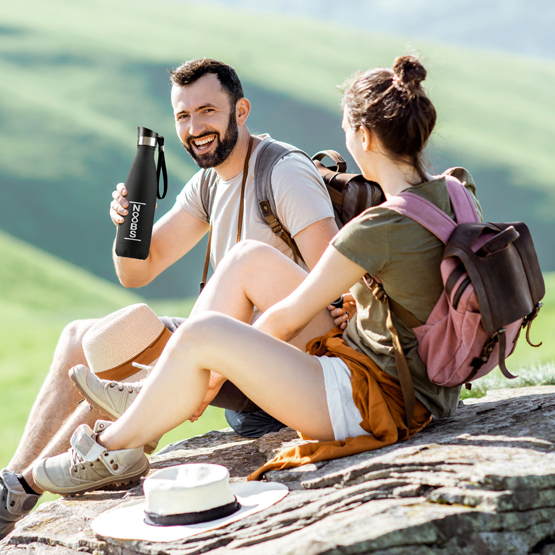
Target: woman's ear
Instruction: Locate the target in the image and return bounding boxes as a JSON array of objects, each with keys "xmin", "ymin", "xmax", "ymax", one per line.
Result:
[
  {"xmin": 359, "ymin": 125, "xmax": 374, "ymax": 152},
  {"xmin": 236, "ymin": 98, "xmax": 251, "ymax": 126}
]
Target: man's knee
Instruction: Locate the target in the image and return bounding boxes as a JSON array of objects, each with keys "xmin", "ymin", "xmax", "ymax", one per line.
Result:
[
  {"xmin": 50, "ymin": 319, "xmax": 99, "ymax": 378},
  {"xmin": 59, "ymin": 319, "xmax": 97, "ymax": 350}
]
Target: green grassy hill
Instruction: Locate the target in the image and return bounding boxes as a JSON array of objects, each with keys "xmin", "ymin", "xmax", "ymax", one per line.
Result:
[{"xmin": 1, "ymin": 0, "xmax": 554, "ymax": 298}]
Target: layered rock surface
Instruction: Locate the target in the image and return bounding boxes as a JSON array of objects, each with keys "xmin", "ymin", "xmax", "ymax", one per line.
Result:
[{"xmin": 4, "ymin": 386, "xmax": 555, "ymax": 555}]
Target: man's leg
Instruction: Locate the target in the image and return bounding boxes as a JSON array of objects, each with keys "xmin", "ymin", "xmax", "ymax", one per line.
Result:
[
  {"xmin": 8, "ymin": 319, "xmax": 99, "ymax": 475},
  {"xmin": 1, "ymin": 318, "xmax": 106, "ymax": 537},
  {"xmin": 224, "ymin": 408, "xmax": 286, "ymax": 438}
]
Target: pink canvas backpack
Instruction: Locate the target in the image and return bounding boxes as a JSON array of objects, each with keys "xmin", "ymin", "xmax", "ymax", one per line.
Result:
[{"xmin": 365, "ymin": 173, "xmax": 545, "ymax": 424}]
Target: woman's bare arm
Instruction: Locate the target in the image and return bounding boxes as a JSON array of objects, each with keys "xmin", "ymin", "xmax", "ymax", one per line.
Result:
[{"xmin": 254, "ymin": 246, "xmax": 367, "ymax": 342}]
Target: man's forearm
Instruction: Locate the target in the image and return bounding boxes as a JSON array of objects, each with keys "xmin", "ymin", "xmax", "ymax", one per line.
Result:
[{"xmin": 112, "ymin": 238, "xmax": 154, "ymax": 288}]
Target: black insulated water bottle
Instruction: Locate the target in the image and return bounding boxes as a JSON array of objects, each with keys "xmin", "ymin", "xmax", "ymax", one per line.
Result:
[{"xmin": 115, "ymin": 127, "xmax": 168, "ymax": 260}]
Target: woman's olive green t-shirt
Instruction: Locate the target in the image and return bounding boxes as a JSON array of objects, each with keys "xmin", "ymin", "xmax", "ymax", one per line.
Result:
[{"xmin": 332, "ymin": 168, "xmax": 482, "ymax": 418}]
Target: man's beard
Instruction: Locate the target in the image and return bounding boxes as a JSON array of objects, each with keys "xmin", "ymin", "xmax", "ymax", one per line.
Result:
[{"xmin": 184, "ymin": 111, "xmax": 239, "ymax": 169}]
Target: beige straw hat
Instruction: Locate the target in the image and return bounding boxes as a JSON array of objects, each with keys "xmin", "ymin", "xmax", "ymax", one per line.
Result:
[
  {"xmin": 91, "ymin": 463, "xmax": 288, "ymax": 543},
  {"xmin": 82, "ymin": 303, "xmax": 172, "ymax": 382}
]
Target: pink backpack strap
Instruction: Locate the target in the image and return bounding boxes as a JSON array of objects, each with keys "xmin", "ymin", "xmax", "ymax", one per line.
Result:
[
  {"xmin": 382, "ymin": 175, "xmax": 480, "ymax": 244},
  {"xmin": 382, "ymin": 192, "xmax": 455, "ymax": 244},
  {"xmin": 444, "ymin": 175, "xmax": 480, "ymax": 224}
]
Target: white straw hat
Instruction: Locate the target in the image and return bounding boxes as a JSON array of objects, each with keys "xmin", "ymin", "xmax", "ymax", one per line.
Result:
[
  {"xmin": 82, "ymin": 303, "xmax": 171, "ymax": 382},
  {"xmin": 91, "ymin": 464, "xmax": 288, "ymax": 542}
]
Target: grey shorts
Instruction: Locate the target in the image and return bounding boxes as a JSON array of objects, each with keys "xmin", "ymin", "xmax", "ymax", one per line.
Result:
[{"xmin": 159, "ymin": 316, "xmax": 259, "ymax": 413}]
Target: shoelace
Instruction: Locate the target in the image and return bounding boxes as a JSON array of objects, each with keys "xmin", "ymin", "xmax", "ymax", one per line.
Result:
[
  {"xmin": 70, "ymin": 447, "xmax": 90, "ymax": 471},
  {"xmin": 107, "ymin": 381, "xmax": 144, "ymax": 394},
  {"xmin": 104, "ymin": 363, "xmax": 152, "ymax": 394},
  {"xmin": 0, "ymin": 477, "xmax": 8, "ymax": 509}
]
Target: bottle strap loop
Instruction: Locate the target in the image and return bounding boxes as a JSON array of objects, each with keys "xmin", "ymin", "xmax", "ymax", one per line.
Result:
[{"xmin": 156, "ymin": 136, "xmax": 168, "ymax": 200}]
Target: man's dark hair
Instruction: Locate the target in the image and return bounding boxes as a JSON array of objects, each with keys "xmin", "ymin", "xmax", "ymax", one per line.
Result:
[{"xmin": 169, "ymin": 59, "xmax": 244, "ymax": 108}]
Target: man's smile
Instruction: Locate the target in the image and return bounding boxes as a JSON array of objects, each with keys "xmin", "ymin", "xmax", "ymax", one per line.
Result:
[{"xmin": 190, "ymin": 134, "xmax": 217, "ymax": 153}]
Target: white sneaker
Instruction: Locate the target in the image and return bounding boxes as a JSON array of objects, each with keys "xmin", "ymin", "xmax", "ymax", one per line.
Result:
[
  {"xmin": 33, "ymin": 421, "xmax": 149, "ymax": 496},
  {"xmin": 69, "ymin": 365, "xmax": 159, "ymax": 454},
  {"xmin": 0, "ymin": 469, "xmax": 40, "ymax": 539}
]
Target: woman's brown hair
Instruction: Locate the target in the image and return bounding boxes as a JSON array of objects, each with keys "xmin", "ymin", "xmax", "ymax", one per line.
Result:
[{"xmin": 341, "ymin": 55, "xmax": 437, "ymax": 183}]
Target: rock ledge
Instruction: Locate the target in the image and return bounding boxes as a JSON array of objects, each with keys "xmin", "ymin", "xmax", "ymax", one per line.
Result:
[{"xmin": 4, "ymin": 386, "xmax": 555, "ymax": 555}]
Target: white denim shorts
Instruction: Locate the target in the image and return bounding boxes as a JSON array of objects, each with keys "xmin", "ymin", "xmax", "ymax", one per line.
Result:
[{"xmin": 317, "ymin": 355, "xmax": 371, "ymax": 441}]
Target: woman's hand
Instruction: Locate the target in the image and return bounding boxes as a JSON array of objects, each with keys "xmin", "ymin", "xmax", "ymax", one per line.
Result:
[
  {"xmin": 327, "ymin": 293, "xmax": 357, "ymax": 330},
  {"xmin": 189, "ymin": 371, "xmax": 226, "ymax": 422}
]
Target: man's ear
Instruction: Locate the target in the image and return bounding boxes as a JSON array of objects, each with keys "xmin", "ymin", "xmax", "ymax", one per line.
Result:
[{"xmin": 236, "ymin": 98, "xmax": 251, "ymax": 126}]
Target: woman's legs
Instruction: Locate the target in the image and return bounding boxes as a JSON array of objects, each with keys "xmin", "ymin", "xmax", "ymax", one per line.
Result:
[
  {"xmin": 189, "ymin": 240, "xmax": 335, "ymax": 351},
  {"xmin": 98, "ymin": 311, "xmax": 334, "ymax": 450},
  {"xmin": 32, "ymin": 241, "xmax": 336, "ymax": 494},
  {"xmin": 97, "ymin": 242, "xmax": 338, "ymax": 450}
]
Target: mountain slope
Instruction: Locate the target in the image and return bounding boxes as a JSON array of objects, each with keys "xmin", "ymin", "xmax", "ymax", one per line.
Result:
[
  {"xmin": 1, "ymin": 0, "xmax": 554, "ymax": 297},
  {"xmin": 0, "ymin": 230, "xmax": 142, "ymax": 319}
]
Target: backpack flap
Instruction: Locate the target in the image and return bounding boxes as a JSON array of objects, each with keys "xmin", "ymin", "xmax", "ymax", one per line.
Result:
[
  {"xmin": 444, "ymin": 221, "xmax": 543, "ymax": 333},
  {"xmin": 312, "ymin": 150, "xmax": 384, "ymax": 228}
]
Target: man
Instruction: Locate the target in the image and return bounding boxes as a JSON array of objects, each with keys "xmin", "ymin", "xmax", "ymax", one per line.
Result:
[{"xmin": 0, "ymin": 58, "xmax": 343, "ymax": 537}]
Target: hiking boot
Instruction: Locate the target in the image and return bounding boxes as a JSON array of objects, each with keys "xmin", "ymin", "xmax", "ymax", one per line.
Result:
[
  {"xmin": 33, "ymin": 420, "xmax": 149, "ymax": 496},
  {"xmin": 69, "ymin": 364, "xmax": 159, "ymax": 454},
  {"xmin": 0, "ymin": 469, "xmax": 40, "ymax": 539}
]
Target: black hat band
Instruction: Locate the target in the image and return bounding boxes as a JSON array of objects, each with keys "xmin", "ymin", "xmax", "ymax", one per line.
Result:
[{"xmin": 144, "ymin": 498, "xmax": 240, "ymax": 527}]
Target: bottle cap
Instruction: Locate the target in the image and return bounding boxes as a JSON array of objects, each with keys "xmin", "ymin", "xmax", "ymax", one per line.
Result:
[{"xmin": 137, "ymin": 127, "xmax": 158, "ymax": 147}]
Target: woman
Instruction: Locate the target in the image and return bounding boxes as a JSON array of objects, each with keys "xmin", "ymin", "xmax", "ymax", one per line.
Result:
[{"xmin": 34, "ymin": 55, "xmax": 481, "ymax": 491}]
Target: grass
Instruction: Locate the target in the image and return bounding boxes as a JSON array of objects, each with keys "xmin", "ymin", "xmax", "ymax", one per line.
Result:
[{"xmin": 460, "ymin": 361, "xmax": 555, "ymax": 401}]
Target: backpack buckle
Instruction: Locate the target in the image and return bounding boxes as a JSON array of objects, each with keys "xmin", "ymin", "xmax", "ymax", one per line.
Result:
[
  {"xmin": 472, "ymin": 328, "xmax": 506, "ymax": 369},
  {"xmin": 363, "ymin": 274, "xmax": 388, "ymax": 304}
]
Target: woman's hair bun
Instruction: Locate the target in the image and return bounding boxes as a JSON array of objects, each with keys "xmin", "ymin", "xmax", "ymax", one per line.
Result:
[{"xmin": 393, "ymin": 55, "xmax": 426, "ymax": 90}]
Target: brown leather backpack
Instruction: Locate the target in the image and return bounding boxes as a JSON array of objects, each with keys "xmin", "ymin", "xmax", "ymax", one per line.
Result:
[{"xmin": 312, "ymin": 150, "xmax": 385, "ymax": 228}]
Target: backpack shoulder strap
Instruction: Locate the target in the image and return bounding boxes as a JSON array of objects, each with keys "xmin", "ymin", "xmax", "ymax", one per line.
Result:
[
  {"xmin": 381, "ymin": 175, "xmax": 479, "ymax": 244},
  {"xmin": 254, "ymin": 139, "xmax": 313, "ymax": 264},
  {"xmin": 444, "ymin": 174, "xmax": 481, "ymax": 224},
  {"xmin": 254, "ymin": 139, "xmax": 313, "ymax": 222},
  {"xmin": 199, "ymin": 168, "xmax": 219, "ymax": 222},
  {"xmin": 382, "ymin": 191, "xmax": 456, "ymax": 244}
]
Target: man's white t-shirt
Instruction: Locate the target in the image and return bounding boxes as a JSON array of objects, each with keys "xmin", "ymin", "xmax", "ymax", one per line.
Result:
[{"xmin": 176, "ymin": 135, "xmax": 334, "ymax": 272}]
